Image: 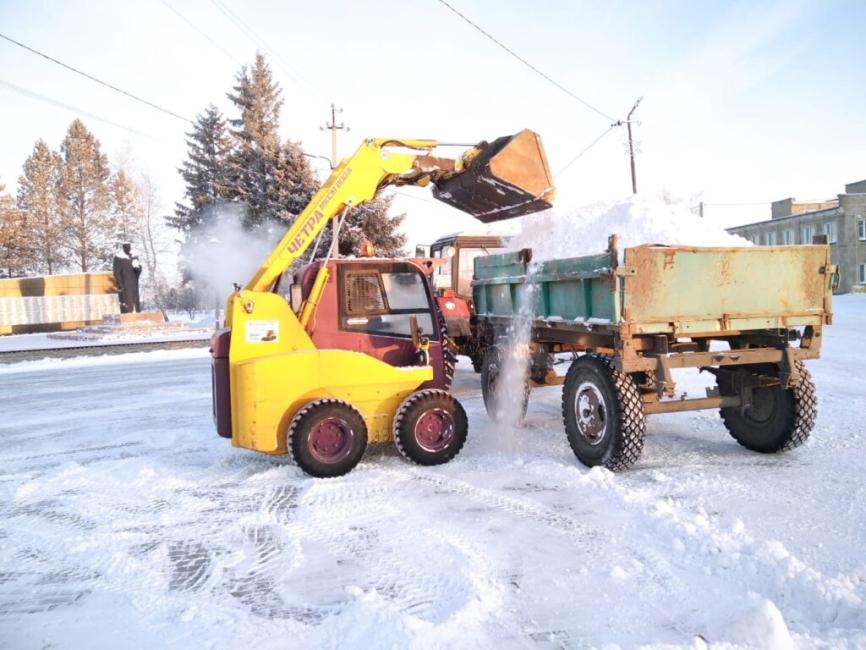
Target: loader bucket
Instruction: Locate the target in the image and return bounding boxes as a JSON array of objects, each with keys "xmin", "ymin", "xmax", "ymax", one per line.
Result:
[{"xmin": 433, "ymin": 129, "xmax": 555, "ymax": 223}]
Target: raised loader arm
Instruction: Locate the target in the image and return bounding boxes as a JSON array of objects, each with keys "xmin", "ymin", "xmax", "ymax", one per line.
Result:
[{"xmin": 244, "ymin": 130, "xmax": 555, "ymax": 294}]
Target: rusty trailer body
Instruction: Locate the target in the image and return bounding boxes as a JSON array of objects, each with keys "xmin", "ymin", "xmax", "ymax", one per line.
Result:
[{"xmin": 471, "ymin": 238, "xmax": 836, "ymax": 470}]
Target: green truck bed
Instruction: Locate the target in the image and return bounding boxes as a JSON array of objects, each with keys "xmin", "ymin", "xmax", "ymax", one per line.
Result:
[{"xmin": 472, "ymin": 242, "xmax": 835, "ymax": 337}]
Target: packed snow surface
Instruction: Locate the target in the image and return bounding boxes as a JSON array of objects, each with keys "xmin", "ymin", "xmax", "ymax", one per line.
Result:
[
  {"xmin": 1, "ymin": 296, "xmax": 865, "ymax": 649},
  {"xmin": 510, "ymin": 196, "xmax": 751, "ymax": 261}
]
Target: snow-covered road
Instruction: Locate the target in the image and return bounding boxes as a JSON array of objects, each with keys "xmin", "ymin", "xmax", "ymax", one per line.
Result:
[{"xmin": 1, "ymin": 297, "xmax": 864, "ymax": 649}]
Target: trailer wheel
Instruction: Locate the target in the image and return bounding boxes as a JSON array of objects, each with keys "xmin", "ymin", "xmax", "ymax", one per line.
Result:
[
  {"xmin": 480, "ymin": 346, "xmax": 529, "ymax": 423},
  {"xmin": 288, "ymin": 399, "xmax": 368, "ymax": 478},
  {"xmin": 720, "ymin": 362, "xmax": 816, "ymax": 453},
  {"xmin": 393, "ymin": 389, "xmax": 468, "ymax": 465},
  {"xmin": 562, "ymin": 354, "xmax": 646, "ymax": 471}
]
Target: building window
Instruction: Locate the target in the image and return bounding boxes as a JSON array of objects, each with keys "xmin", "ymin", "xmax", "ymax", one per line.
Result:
[
  {"xmin": 860, "ymin": 263, "xmax": 866, "ymax": 285},
  {"xmin": 782, "ymin": 229, "xmax": 794, "ymax": 245},
  {"xmin": 758, "ymin": 232, "xmax": 765, "ymax": 245},
  {"xmin": 802, "ymin": 224, "xmax": 814, "ymax": 244},
  {"xmin": 766, "ymin": 231, "xmax": 777, "ymax": 245},
  {"xmin": 823, "ymin": 221, "xmax": 837, "ymax": 244},
  {"xmin": 859, "ymin": 219, "xmax": 866, "ymax": 241}
]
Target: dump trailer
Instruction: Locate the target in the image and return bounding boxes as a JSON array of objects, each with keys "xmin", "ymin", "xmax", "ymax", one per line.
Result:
[{"xmin": 472, "ymin": 236, "xmax": 837, "ymax": 470}]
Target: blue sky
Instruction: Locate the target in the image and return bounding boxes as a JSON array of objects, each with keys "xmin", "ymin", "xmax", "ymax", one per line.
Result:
[{"xmin": 1, "ymin": 0, "xmax": 864, "ymax": 245}]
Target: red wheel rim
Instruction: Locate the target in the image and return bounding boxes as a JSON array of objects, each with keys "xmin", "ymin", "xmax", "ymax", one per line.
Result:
[
  {"xmin": 414, "ymin": 408, "xmax": 455, "ymax": 452},
  {"xmin": 308, "ymin": 417, "xmax": 354, "ymax": 464}
]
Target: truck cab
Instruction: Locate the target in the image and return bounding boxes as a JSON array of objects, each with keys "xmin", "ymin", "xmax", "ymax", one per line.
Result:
[{"xmin": 426, "ymin": 233, "xmax": 506, "ymax": 370}]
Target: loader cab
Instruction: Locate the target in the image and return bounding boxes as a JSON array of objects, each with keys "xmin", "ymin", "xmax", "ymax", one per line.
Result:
[
  {"xmin": 284, "ymin": 259, "xmax": 449, "ymax": 388},
  {"xmin": 429, "ymin": 234, "xmax": 506, "ymax": 300}
]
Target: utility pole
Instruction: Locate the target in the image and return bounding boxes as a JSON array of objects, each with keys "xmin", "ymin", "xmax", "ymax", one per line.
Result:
[
  {"xmin": 626, "ymin": 96, "xmax": 642, "ymax": 195},
  {"xmin": 321, "ymin": 103, "xmax": 349, "ymax": 169}
]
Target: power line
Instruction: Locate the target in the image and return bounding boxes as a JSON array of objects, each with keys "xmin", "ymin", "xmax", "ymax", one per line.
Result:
[
  {"xmin": 0, "ymin": 31, "xmax": 192, "ymax": 124},
  {"xmin": 208, "ymin": 0, "xmax": 323, "ymax": 100},
  {"xmin": 435, "ymin": 0, "xmax": 616, "ymax": 123},
  {"xmin": 554, "ymin": 125, "xmax": 617, "ymax": 177},
  {"xmin": 158, "ymin": 0, "xmax": 242, "ymax": 66},
  {"xmin": 0, "ymin": 78, "xmax": 168, "ymax": 143}
]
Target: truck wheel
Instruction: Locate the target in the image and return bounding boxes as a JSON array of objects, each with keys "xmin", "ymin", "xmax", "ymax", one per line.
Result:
[
  {"xmin": 480, "ymin": 346, "xmax": 529, "ymax": 423},
  {"xmin": 562, "ymin": 353, "xmax": 646, "ymax": 471},
  {"xmin": 434, "ymin": 300, "xmax": 457, "ymax": 389},
  {"xmin": 720, "ymin": 362, "xmax": 817, "ymax": 453},
  {"xmin": 288, "ymin": 399, "xmax": 368, "ymax": 478},
  {"xmin": 393, "ymin": 389, "xmax": 468, "ymax": 465}
]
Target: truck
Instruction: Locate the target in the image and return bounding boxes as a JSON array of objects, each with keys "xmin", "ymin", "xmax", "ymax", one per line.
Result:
[
  {"xmin": 471, "ymin": 235, "xmax": 837, "ymax": 470},
  {"xmin": 423, "ymin": 231, "xmax": 507, "ymax": 372}
]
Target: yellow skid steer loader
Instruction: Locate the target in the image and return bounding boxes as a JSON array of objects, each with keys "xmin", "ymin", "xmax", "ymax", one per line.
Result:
[{"xmin": 211, "ymin": 130, "xmax": 554, "ymax": 477}]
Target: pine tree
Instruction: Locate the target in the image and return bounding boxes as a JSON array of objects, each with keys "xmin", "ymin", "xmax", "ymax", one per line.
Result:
[
  {"xmin": 317, "ymin": 192, "xmax": 408, "ymax": 258},
  {"xmin": 16, "ymin": 140, "xmax": 67, "ymax": 274},
  {"xmin": 60, "ymin": 119, "xmax": 114, "ymax": 272},
  {"xmin": 0, "ymin": 179, "xmax": 30, "ymax": 277},
  {"xmin": 110, "ymin": 168, "xmax": 142, "ymax": 244},
  {"xmin": 228, "ymin": 53, "xmax": 285, "ymax": 229},
  {"xmin": 168, "ymin": 104, "xmax": 233, "ymax": 236},
  {"xmin": 273, "ymin": 141, "xmax": 317, "ymax": 220}
]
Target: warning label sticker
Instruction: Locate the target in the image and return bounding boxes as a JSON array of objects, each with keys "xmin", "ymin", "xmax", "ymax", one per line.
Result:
[{"xmin": 245, "ymin": 320, "xmax": 279, "ymax": 344}]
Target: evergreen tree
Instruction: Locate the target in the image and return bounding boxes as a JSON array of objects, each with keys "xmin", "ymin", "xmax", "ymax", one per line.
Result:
[
  {"xmin": 60, "ymin": 119, "xmax": 114, "ymax": 271},
  {"xmin": 168, "ymin": 104, "xmax": 232, "ymax": 236},
  {"xmin": 273, "ymin": 140, "xmax": 317, "ymax": 220},
  {"xmin": 317, "ymin": 192, "xmax": 408, "ymax": 258},
  {"xmin": 16, "ymin": 140, "xmax": 67, "ymax": 274},
  {"xmin": 110, "ymin": 168, "xmax": 141, "ymax": 244},
  {"xmin": 227, "ymin": 53, "xmax": 316, "ymax": 231},
  {"xmin": 0, "ymin": 179, "xmax": 30, "ymax": 277}
]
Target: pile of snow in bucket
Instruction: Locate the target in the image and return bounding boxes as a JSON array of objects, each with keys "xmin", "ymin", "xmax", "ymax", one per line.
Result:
[{"xmin": 508, "ymin": 195, "xmax": 751, "ymax": 261}]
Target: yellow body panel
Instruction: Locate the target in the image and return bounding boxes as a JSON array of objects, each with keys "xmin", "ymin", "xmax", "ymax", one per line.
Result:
[{"xmin": 226, "ymin": 288, "xmax": 431, "ymax": 453}]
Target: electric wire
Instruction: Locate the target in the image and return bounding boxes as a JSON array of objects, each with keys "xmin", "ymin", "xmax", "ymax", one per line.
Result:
[
  {"xmin": 435, "ymin": 0, "xmax": 616, "ymax": 123},
  {"xmin": 554, "ymin": 125, "xmax": 617, "ymax": 177},
  {"xmin": 0, "ymin": 31, "xmax": 192, "ymax": 124},
  {"xmin": 208, "ymin": 0, "xmax": 324, "ymax": 100},
  {"xmin": 0, "ymin": 78, "xmax": 169, "ymax": 143},
  {"xmin": 158, "ymin": 0, "xmax": 242, "ymax": 65}
]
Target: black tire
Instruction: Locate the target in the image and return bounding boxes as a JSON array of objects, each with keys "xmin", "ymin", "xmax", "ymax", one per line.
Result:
[
  {"xmin": 434, "ymin": 301, "xmax": 457, "ymax": 389},
  {"xmin": 288, "ymin": 399, "xmax": 368, "ymax": 478},
  {"xmin": 480, "ymin": 346, "xmax": 529, "ymax": 423},
  {"xmin": 562, "ymin": 353, "xmax": 646, "ymax": 471},
  {"xmin": 720, "ymin": 362, "xmax": 816, "ymax": 453},
  {"xmin": 470, "ymin": 352, "xmax": 484, "ymax": 374},
  {"xmin": 393, "ymin": 389, "xmax": 468, "ymax": 465}
]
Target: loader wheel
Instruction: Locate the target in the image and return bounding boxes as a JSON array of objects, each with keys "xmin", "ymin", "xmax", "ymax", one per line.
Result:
[
  {"xmin": 562, "ymin": 353, "xmax": 646, "ymax": 471},
  {"xmin": 480, "ymin": 346, "xmax": 529, "ymax": 424},
  {"xmin": 393, "ymin": 389, "xmax": 468, "ymax": 465},
  {"xmin": 720, "ymin": 362, "xmax": 816, "ymax": 453},
  {"xmin": 288, "ymin": 399, "xmax": 368, "ymax": 478}
]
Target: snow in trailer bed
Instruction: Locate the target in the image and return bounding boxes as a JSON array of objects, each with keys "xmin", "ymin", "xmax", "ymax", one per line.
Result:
[{"xmin": 1, "ymin": 201, "xmax": 864, "ymax": 649}]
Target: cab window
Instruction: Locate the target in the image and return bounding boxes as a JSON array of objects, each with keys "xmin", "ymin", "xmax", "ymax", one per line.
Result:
[
  {"xmin": 457, "ymin": 247, "xmax": 490, "ymax": 295},
  {"xmin": 340, "ymin": 265, "xmax": 436, "ymax": 339}
]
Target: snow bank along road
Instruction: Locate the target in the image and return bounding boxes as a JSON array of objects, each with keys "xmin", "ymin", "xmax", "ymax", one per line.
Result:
[{"xmin": 1, "ymin": 296, "xmax": 864, "ymax": 649}]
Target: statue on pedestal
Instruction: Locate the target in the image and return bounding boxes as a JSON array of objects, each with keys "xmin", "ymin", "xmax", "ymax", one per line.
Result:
[{"xmin": 113, "ymin": 242, "xmax": 142, "ymax": 313}]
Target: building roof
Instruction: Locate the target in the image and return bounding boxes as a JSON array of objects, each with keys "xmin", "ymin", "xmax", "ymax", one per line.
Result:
[{"xmin": 728, "ymin": 205, "xmax": 842, "ymax": 231}]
